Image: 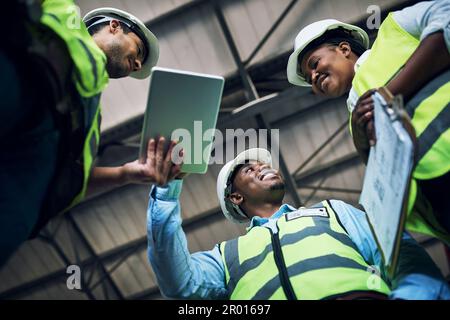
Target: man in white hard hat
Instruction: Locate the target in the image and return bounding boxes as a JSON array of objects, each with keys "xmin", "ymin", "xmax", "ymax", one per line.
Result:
[
  {"xmin": 0, "ymin": 0, "xmax": 174, "ymax": 265},
  {"xmin": 83, "ymin": 7, "xmax": 159, "ymax": 79},
  {"xmin": 80, "ymin": 7, "xmax": 168, "ymax": 195},
  {"xmin": 286, "ymin": 1, "xmax": 450, "ymax": 248},
  {"xmin": 146, "ymin": 148, "xmax": 449, "ymax": 300}
]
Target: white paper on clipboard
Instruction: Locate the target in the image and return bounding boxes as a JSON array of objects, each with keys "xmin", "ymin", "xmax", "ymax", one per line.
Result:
[{"xmin": 359, "ymin": 92, "xmax": 414, "ymax": 270}]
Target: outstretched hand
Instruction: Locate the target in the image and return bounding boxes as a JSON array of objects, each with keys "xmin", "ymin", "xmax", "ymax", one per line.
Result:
[{"xmin": 121, "ymin": 137, "xmax": 184, "ymax": 186}]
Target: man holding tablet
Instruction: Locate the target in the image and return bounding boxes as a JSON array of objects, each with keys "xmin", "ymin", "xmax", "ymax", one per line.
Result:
[
  {"xmin": 146, "ymin": 148, "xmax": 450, "ymax": 300},
  {"xmin": 0, "ymin": 2, "xmax": 175, "ymax": 264}
]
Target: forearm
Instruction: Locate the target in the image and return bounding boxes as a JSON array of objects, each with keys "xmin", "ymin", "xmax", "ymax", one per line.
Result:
[
  {"xmin": 387, "ymin": 32, "xmax": 450, "ymax": 103},
  {"xmin": 86, "ymin": 166, "xmax": 127, "ymax": 197},
  {"xmin": 147, "ymin": 181, "xmax": 227, "ymax": 299},
  {"xmin": 389, "ymin": 233, "xmax": 450, "ymax": 300}
]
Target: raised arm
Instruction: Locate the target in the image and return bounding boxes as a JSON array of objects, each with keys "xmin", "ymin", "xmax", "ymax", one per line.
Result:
[
  {"xmin": 147, "ymin": 180, "xmax": 228, "ymax": 299},
  {"xmin": 351, "ymin": 1, "xmax": 450, "ymax": 159}
]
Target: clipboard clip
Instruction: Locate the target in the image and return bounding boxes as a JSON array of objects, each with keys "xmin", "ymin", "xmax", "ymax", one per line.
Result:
[
  {"xmin": 377, "ymin": 87, "xmax": 403, "ymax": 121},
  {"xmin": 376, "ymin": 86, "xmax": 419, "ymax": 165}
]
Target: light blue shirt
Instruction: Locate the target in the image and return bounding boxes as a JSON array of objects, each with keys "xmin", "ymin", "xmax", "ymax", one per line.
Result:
[
  {"xmin": 147, "ymin": 180, "xmax": 450, "ymax": 300},
  {"xmin": 393, "ymin": 0, "xmax": 450, "ymax": 51}
]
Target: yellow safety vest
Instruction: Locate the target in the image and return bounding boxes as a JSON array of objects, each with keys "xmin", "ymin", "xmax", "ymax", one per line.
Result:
[
  {"xmin": 351, "ymin": 13, "xmax": 450, "ymax": 243},
  {"xmin": 220, "ymin": 201, "xmax": 390, "ymax": 300},
  {"xmin": 31, "ymin": 0, "xmax": 109, "ymax": 233}
]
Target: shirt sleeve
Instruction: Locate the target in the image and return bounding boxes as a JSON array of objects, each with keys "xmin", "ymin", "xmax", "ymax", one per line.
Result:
[
  {"xmin": 329, "ymin": 199, "xmax": 450, "ymax": 300},
  {"xmin": 393, "ymin": 0, "xmax": 450, "ymax": 52},
  {"xmin": 147, "ymin": 180, "xmax": 228, "ymax": 299}
]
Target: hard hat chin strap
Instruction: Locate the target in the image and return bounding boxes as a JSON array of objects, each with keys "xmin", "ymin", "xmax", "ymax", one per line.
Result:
[
  {"xmin": 85, "ymin": 15, "xmax": 149, "ymax": 63},
  {"xmin": 231, "ymin": 203, "xmax": 249, "ymax": 220},
  {"xmin": 224, "ymin": 195, "xmax": 249, "ymax": 221}
]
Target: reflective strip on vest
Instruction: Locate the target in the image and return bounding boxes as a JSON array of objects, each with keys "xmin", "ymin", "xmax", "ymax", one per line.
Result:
[
  {"xmin": 67, "ymin": 98, "xmax": 102, "ymax": 210},
  {"xmin": 405, "ymin": 71, "xmax": 450, "ymax": 180},
  {"xmin": 221, "ymin": 227, "xmax": 282, "ymax": 299},
  {"xmin": 351, "ymin": 13, "xmax": 450, "ymax": 241},
  {"xmin": 220, "ymin": 201, "xmax": 390, "ymax": 300}
]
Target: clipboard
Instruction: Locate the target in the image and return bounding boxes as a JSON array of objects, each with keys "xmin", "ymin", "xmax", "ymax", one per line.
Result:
[{"xmin": 359, "ymin": 87, "xmax": 417, "ymax": 277}]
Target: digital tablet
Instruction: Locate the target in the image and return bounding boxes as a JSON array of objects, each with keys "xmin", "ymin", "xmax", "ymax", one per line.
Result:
[{"xmin": 139, "ymin": 67, "xmax": 224, "ymax": 174}]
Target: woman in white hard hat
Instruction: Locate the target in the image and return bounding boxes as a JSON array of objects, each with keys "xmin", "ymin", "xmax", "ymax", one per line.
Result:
[
  {"xmin": 287, "ymin": 1, "xmax": 450, "ymax": 247},
  {"xmin": 287, "ymin": 20, "xmax": 369, "ymax": 98}
]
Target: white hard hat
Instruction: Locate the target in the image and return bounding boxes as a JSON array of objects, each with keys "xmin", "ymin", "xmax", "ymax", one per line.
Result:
[
  {"xmin": 217, "ymin": 148, "xmax": 272, "ymax": 224},
  {"xmin": 83, "ymin": 7, "xmax": 159, "ymax": 79},
  {"xmin": 287, "ymin": 19, "xmax": 369, "ymax": 87}
]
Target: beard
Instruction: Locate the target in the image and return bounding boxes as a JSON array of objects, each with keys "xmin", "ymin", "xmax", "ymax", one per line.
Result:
[
  {"xmin": 269, "ymin": 180, "xmax": 285, "ymax": 191},
  {"xmin": 105, "ymin": 41, "xmax": 129, "ymax": 78},
  {"xmin": 264, "ymin": 180, "xmax": 285, "ymax": 204}
]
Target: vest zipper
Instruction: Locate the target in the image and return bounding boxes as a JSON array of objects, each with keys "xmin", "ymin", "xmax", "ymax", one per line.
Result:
[{"xmin": 270, "ymin": 229, "xmax": 297, "ymax": 300}]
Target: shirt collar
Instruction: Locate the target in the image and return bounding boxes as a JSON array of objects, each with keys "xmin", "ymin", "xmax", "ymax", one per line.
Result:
[
  {"xmin": 347, "ymin": 49, "xmax": 372, "ymax": 113},
  {"xmin": 248, "ymin": 203, "xmax": 297, "ymax": 229},
  {"xmin": 354, "ymin": 49, "xmax": 371, "ymax": 72}
]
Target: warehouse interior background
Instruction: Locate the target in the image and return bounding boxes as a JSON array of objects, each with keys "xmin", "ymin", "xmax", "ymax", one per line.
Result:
[{"xmin": 0, "ymin": 0, "xmax": 448, "ymax": 300}]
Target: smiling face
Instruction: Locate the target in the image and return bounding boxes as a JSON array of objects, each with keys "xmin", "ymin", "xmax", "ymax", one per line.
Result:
[
  {"xmin": 299, "ymin": 42, "xmax": 357, "ymax": 97},
  {"xmin": 228, "ymin": 161, "xmax": 285, "ymax": 215},
  {"xmin": 92, "ymin": 20, "xmax": 145, "ymax": 78}
]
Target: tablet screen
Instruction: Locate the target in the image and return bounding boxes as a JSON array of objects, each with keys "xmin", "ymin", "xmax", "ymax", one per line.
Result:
[{"xmin": 139, "ymin": 67, "xmax": 224, "ymax": 174}]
